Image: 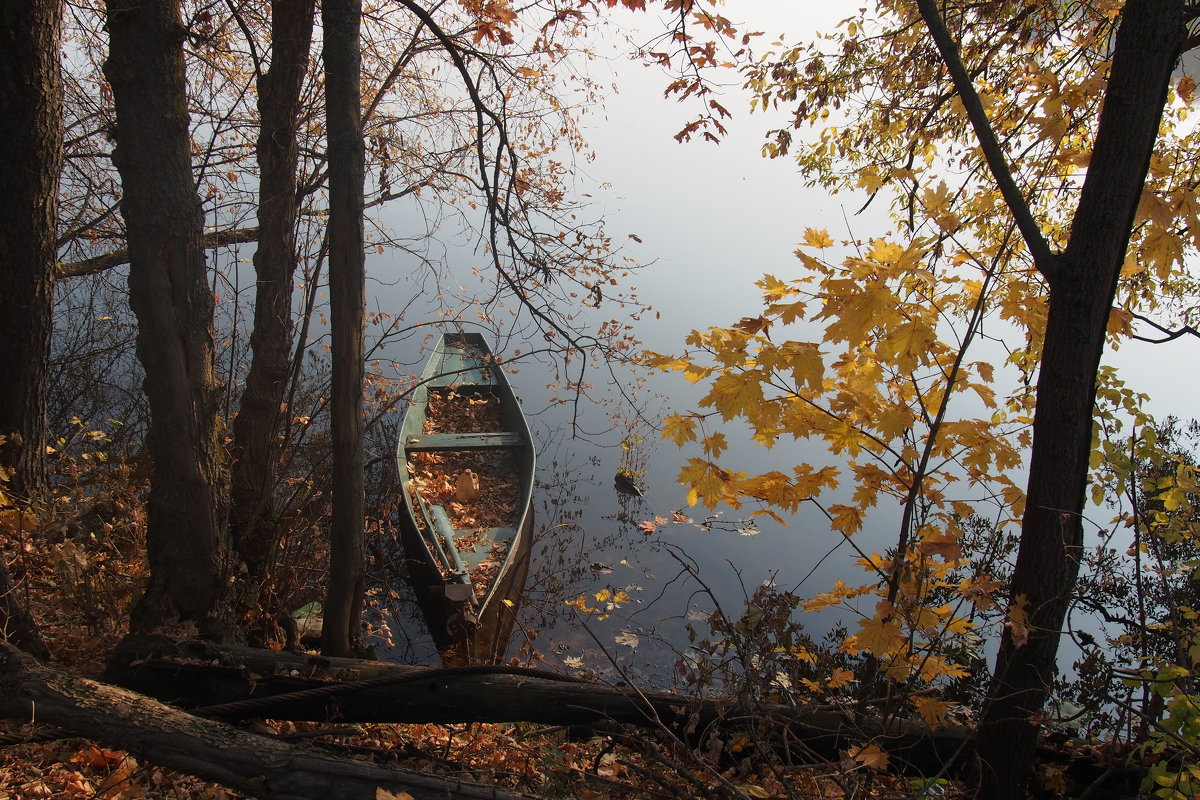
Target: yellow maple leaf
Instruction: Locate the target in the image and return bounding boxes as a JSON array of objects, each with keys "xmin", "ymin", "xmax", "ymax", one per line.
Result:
[
  {"xmin": 678, "ymin": 458, "xmax": 741, "ymax": 509},
  {"xmin": 855, "ymin": 615, "xmax": 903, "ymax": 656},
  {"xmin": 849, "ymin": 742, "xmax": 889, "ymax": 770},
  {"xmin": 708, "ymin": 372, "xmax": 765, "ymax": 420},
  {"xmin": 1107, "ymin": 307, "xmax": 1133, "ymax": 338},
  {"xmin": 827, "ymin": 667, "xmax": 856, "ymax": 688},
  {"xmin": 958, "ymin": 574, "xmax": 1004, "ymax": 612},
  {"xmin": 857, "ymin": 166, "xmax": 885, "ymax": 193},
  {"xmin": 780, "ymin": 340, "xmax": 824, "ymax": 392},
  {"xmin": 661, "ymin": 413, "xmax": 698, "ymax": 446},
  {"xmin": 829, "ymin": 504, "xmax": 865, "ymax": 535},
  {"xmin": 865, "ymin": 238, "xmax": 905, "ymax": 265},
  {"xmin": 1001, "ymin": 484, "xmax": 1027, "ymax": 518},
  {"xmin": 911, "ymin": 696, "xmax": 953, "ymax": 728},
  {"xmin": 802, "ymin": 227, "xmax": 834, "ymax": 248}
]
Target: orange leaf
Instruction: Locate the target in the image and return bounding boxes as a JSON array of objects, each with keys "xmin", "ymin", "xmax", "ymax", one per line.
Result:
[
  {"xmin": 849, "ymin": 743, "xmax": 889, "ymax": 770},
  {"xmin": 377, "ymin": 789, "xmax": 416, "ymax": 800},
  {"xmin": 1007, "ymin": 594, "xmax": 1032, "ymax": 648}
]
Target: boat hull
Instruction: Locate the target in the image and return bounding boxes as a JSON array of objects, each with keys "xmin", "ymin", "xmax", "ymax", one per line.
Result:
[{"xmin": 395, "ymin": 332, "xmax": 535, "ymax": 664}]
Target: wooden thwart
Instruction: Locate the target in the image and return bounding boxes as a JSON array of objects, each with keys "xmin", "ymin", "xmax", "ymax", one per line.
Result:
[{"xmin": 404, "ymin": 431, "xmax": 525, "ymax": 451}]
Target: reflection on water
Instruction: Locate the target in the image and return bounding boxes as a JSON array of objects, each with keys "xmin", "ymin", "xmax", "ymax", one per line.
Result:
[
  {"xmin": 364, "ymin": 414, "xmax": 794, "ymax": 689},
  {"xmin": 356, "ymin": 322, "xmax": 861, "ymax": 685}
]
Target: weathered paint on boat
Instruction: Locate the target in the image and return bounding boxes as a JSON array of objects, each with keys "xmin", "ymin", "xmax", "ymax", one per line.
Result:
[{"xmin": 396, "ymin": 332, "xmax": 535, "ymax": 663}]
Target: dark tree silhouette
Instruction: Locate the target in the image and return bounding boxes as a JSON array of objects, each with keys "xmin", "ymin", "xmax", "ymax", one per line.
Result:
[
  {"xmin": 321, "ymin": 0, "xmax": 367, "ymax": 658},
  {"xmin": 103, "ymin": 0, "xmax": 233, "ymax": 638}
]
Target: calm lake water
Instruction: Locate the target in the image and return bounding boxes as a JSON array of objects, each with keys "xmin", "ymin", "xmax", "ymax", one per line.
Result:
[
  {"xmin": 348, "ymin": 23, "xmax": 1200, "ymax": 681},
  {"xmin": 360, "ymin": 302, "xmax": 881, "ymax": 687}
]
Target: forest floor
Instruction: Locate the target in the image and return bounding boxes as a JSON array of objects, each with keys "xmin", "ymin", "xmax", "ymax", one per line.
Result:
[{"xmin": 1, "ymin": 482, "xmax": 943, "ymax": 800}]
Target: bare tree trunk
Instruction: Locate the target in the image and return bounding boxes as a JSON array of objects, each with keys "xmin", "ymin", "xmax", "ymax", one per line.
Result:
[
  {"xmin": 103, "ymin": 0, "xmax": 233, "ymax": 640},
  {"xmin": 230, "ymin": 0, "xmax": 317, "ymax": 638},
  {"xmin": 0, "ymin": 0, "xmax": 62, "ymax": 662},
  {"xmin": 321, "ymin": 0, "xmax": 366, "ymax": 658},
  {"xmin": 974, "ymin": 4, "xmax": 1183, "ymax": 799},
  {"xmin": 0, "ymin": 0, "xmax": 62, "ymax": 500}
]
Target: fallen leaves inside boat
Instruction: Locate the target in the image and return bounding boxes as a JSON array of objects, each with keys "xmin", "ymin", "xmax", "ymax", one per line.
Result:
[{"xmin": 407, "ymin": 389, "xmax": 521, "ymax": 602}]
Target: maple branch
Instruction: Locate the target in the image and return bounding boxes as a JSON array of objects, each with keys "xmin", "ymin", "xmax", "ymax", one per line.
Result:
[
  {"xmin": 915, "ymin": 0, "xmax": 1058, "ymax": 281},
  {"xmin": 1129, "ymin": 311, "xmax": 1200, "ymax": 343},
  {"xmin": 57, "ymin": 226, "xmax": 261, "ymax": 279}
]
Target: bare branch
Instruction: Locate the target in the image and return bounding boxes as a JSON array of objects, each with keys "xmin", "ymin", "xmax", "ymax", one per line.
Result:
[
  {"xmin": 57, "ymin": 226, "xmax": 260, "ymax": 279},
  {"xmin": 916, "ymin": 0, "xmax": 1059, "ymax": 281},
  {"xmin": 1130, "ymin": 311, "xmax": 1200, "ymax": 343}
]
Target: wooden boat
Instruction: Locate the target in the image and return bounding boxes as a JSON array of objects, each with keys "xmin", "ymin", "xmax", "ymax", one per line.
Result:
[{"xmin": 395, "ymin": 332, "xmax": 535, "ymax": 663}]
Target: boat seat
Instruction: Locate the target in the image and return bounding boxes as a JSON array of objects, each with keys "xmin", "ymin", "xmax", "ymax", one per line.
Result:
[
  {"xmin": 425, "ymin": 360, "xmax": 499, "ymax": 388},
  {"xmin": 405, "ymin": 432, "xmax": 524, "ymax": 451}
]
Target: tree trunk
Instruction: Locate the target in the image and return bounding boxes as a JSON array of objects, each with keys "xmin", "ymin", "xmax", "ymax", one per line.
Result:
[
  {"xmin": 230, "ymin": 0, "xmax": 317, "ymax": 637},
  {"xmin": 0, "ymin": 0, "xmax": 62, "ymax": 500},
  {"xmin": 321, "ymin": 0, "xmax": 367, "ymax": 658},
  {"xmin": 102, "ymin": 0, "xmax": 233, "ymax": 640},
  {"xmin": 0, "ymin": 642, "xmax": 533, "ymax": 800},
  {"xmin": 974, "ymin": 4, "xmax": 1184, "ymax": 799}
]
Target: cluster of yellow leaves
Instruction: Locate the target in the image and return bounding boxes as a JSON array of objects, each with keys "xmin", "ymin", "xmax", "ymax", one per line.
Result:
[
  {"xmin": 653, "ymin": 0, "xmax": 1200, "ymax": 712},
  {"xmin": 565, "ymin": 587, "xmax": 634, "ymax": 621},
  {"xmin": 650, "ymin": 226, "xmax": 1027, "ymax": 687}
]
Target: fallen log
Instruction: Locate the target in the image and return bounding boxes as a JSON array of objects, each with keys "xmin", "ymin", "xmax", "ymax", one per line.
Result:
[
  {"xmin": 0, "ymin": 642, "xmax": 532, "ymax": 800},
  {"xmin": 104, "ymin": 634, "xmax": 973, "ymax": 775}
]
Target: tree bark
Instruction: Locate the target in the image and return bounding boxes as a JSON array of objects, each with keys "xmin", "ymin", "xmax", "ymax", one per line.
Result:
[
  {"xmin": 230, "ymin": 0, "xmax": 317, "ymax": 637},
  {"xmin": 974, "ymin": 4, "xmax": 1184, "ymax": 799},
  {"xmin": 321, "ymin": 0, "xmax": 367, "ymax": 658},
  {"xmin": 102, "ymin": 0, "xmax": 233, "ymax": 639},
  {"xmin": 0, "ymin": 642, "xmax": 532, "ymax": 800},
  {"xmin": 0, "ymin": 0, "xmax": 62, "ymax": 499}
]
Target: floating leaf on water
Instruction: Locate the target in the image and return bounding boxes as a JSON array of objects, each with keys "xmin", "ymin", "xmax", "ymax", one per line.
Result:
[{"xmin": 613, "ymin": 630, "xmax": 639, "ymax": 649}]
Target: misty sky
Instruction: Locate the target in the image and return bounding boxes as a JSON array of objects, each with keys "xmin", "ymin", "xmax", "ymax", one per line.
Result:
[{"xmin": 576, "ymin": 3, "xmax": 1200, "ymax": 424}]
